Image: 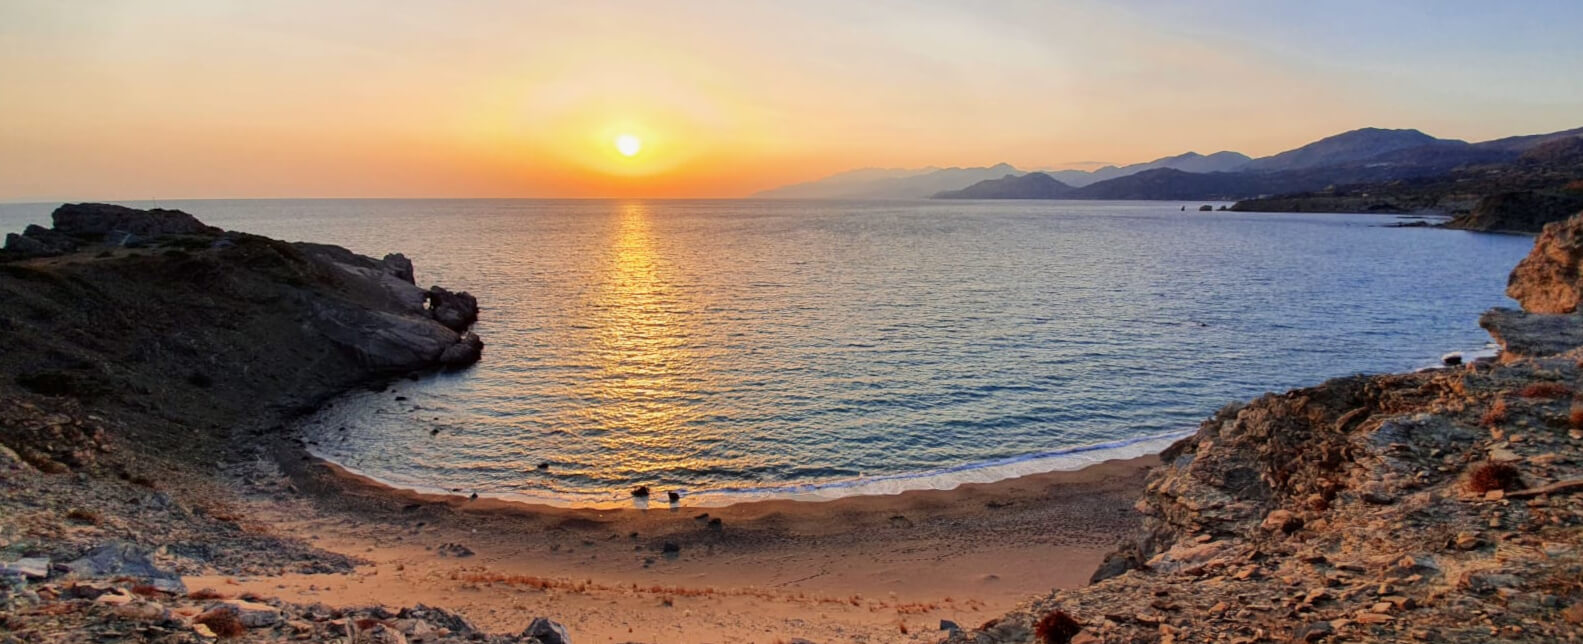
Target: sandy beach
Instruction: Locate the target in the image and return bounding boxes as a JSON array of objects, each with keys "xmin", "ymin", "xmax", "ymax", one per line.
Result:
[{"xmin": 186, "ymin": 450, "xmax": 1156, "ymax": 642}]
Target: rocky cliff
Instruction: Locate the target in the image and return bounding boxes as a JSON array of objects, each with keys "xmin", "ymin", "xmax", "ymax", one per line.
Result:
[
  {"xmin": 949, "ymin": 215, "xmax": 1583, "ymax": 642},
  {"xmin": 0, "ymin": 205, "xmax": 578, "ymax": 642},
  {"xmin": 1442, "ymin": 193, "xmax": 1583, "ymax": 234}
]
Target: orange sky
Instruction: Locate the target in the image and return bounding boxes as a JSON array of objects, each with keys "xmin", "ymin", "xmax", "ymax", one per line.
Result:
[{"xmin": 1, "ymin": 1, "xmax": 1580, "ymax": 200}]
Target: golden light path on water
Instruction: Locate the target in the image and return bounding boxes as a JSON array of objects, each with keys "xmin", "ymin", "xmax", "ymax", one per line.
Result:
[{"xmin": 573, "ymin": 204, "xmax": 726, "ymax": 485}]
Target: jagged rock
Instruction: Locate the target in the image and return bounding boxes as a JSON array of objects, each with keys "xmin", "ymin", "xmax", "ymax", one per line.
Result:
[
  {"xmin": 1089, "ymin": 543, "xmax": 1145, "ymax": 582},
  {"xmin": 1506, "ymin": 212, "xmax": 1583, "ymax": 313},
  {"xmin": 65, "ymin": 542, "xmax": 185, "ymax": 593},
  {"xmin": 1479, "ymin": 308, "xmax": 1583, "ymax": 358},
  {"xmin": 427, "ymin": 287, "xmax": 479, "ymax": 332},
  {"xmin": 4, "ymin": 224, "xmax": 79, "ymax": 256},
  {"xmin": 1261, "ymin": 509, "xmax": 1302, "ymax": 533},
  {"xmin": 1461, "ymin": 571, "xmax": 1521, "ymax": 594},
  {"xmin": 383, "ymin": 253, "xmax": 416, "ymax": 284},
  {"xmin": 438, "ymin": 332, "xmax": 485, "ymax": 368},
  {"xmin": 522, "ymin": 617, "xmax": 570, "ymax": 644},
  {"xmin": 209, "ymin": 599, "xmax": 282, "ymax": 627},
  {"xmin": 0, "ymin": 557, "xmax": 49, "ymax": 579},
  {"xmin": 362, "ymin": 623, "xmax": 409, "ymax": 644},
  {"xmin": 52, "ymin": 203, "xmax": 216, "ymax": 238}
]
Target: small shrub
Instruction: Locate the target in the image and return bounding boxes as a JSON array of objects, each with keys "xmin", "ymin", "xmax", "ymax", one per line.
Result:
[
  {"xmin": 1034, "ymin": 610, "xmax": 1083, "ymax": 644},
  {"xmin": 188, "ymin": 588, "xmax": 227, "ymax": 600},
  {"xmin": 1521, "ymin": 382, "xmax": 1571, "ymax": 399},
  {"xmin": 65, "ymin": 508, "xmax": 99, "ymax": 525},
  {"xmin": 1481, "ymin": 397, "xmax": 1508, "ymax": 427},
  {"xmin": 196, "ymin": 610, "xmax": 246, "ymax": 638},
  {"xmin": 130, "ymin": 584, "xmax": 162, "ymax": 597},
  {"xmin": 1468, "ymin": 462, "xmax": 1523, "ymax": 494}
]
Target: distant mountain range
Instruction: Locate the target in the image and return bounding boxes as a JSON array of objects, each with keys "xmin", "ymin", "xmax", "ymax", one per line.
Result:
[
  {"xmin": 929, "ymin": 126, "xmax": 1583, "ymax": 201},
  {"xmin": 753, "ymin": 151, "xmax": 1252, "ymax": 199},
  {"xmin": 753, "ymin": 163, "xmax": 1022, "ymax": 199},
  {"xmin": 1044, "ymin": 151, "xmax": 1252, "ymax": 187}
]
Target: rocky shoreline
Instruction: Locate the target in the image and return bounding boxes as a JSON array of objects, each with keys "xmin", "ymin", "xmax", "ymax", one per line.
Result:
[
  {"xmin": 0, "ymin": 204, "xmax": 573, "ymax": 642},
  {"xmin": 947, "ymin": 212, "xmax": 1583, "ymax": 642},
  {"xmin": 8, "ymin": 203, "xmax": 1583, "ymax": 642}
]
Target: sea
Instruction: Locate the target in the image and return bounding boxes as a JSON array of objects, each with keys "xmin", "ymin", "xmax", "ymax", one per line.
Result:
[{"xmin": 0, "ymin": 199, "xmax": 1536, "ymax": 507}]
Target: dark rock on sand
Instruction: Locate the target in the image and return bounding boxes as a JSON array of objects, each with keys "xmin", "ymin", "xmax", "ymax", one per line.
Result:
[
  {"xmin": 522, "ymin": 617, "xmax": 571, "ymax": 644},
  {"xmin": 65, "ymin": 542, "xmax": 186, "ymax": 594}
]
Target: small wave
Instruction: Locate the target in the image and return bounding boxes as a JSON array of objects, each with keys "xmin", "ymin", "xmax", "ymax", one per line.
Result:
[{"xmin": 307, "ymin": 429, "xmax": 1193, "ymax": 510}]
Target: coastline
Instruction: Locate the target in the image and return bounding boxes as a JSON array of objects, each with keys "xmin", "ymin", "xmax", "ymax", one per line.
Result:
[
  {"xmin": 302, "ymin": 425, "xmax": 1189, "ymax": 510},
  {"xmin": 11, "ymin": 203, "xmax": 1583, "ymax": 642},
  {"xmin": 245, "ymin": 440, "xmax": 1159, "ymax": 641}
]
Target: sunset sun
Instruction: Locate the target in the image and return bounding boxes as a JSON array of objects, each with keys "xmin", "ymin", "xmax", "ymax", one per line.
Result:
[{"xmin": 614, "ymin": 134, "xmax": 642, "ymax": 157}]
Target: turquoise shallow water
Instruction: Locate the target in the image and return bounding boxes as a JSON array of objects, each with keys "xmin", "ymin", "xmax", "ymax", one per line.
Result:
[{"xmin": 0, "ymin": 199, "xmax": 1534, "ymax": 506}]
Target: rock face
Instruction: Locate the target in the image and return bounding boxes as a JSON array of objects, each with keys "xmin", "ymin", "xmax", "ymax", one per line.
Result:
[
  {"xmin": 53, "ymin": 203, "xmax": 217, "ymax": 238},
  {"xmin": 0, "ymin": 204, "xmax": 484, "ymax": 468},
  {"xmin": 1506, "ymin": 211, "xmax": 1583, "ymax": 313},
  {"xmin": 427, "ymin": 286, "xmax": 480, "ymax": 331},
  {"xmin": 64, "ymin": 542, "xmax": 186, "ymax": 594},
  {"xmin": 1443, "ymin": 192, "xmax": 1583, "ymax": 233},
  {"xmin": 4, "ymin": 204, "xmax": 220, "ymax": 257},
  {"xmin": 950, "ymin": 214, "xmax": 1583, "ymax": 642}
]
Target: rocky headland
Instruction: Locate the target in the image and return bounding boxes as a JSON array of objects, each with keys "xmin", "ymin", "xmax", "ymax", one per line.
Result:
[
  {"xmin": 0, "ymin": 204, "xmax": 552, "ymax": 641},
  {"xmin": 946, "ymin": 213, "xmax": 1583, "ymax": 642}
]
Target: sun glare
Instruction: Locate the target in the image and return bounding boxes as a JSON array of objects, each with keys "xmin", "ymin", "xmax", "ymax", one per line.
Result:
[{"xmin": 615, "ymin": 134, "xmax": 642, "ymax": 157}]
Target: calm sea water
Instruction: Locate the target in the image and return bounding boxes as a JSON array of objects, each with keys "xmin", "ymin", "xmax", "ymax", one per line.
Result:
[{"xmin": 0, "ymin": 200, "xmax": 1533, "ymax": 507}]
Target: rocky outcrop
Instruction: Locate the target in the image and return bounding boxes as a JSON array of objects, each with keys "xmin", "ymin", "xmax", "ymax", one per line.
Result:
[
  {"xmin": 3, "ymin": 204, "xmax": 221, "ymax": 257},
  {"xmin": 427, "ymin": 286, "xmax": 480, "ymax": 331},
  {"xmin": 0, "ymin": 204, "xmax": 483, "ymax": 467},
  {"xmin": 0, "ymin": 570, "xmax": 569, "ymax": 643},
  {"xmin": 1479, "ymin": 308, "xmax": 1583, "ymax": 359},
  {"xmin": 1506, "ymin": 211, "xmax": 1583, "ymax": 313},
  {"xmin": 950, "ymin": 216, "xmax": 1583, "ymax": 642},
  {"xmin": 52, "ymin": 203, "xmax": 217, "ymax": 239},
  {"xmin": 1443, "ymin": 192, "xmax": 1583, "ymax": 234}
]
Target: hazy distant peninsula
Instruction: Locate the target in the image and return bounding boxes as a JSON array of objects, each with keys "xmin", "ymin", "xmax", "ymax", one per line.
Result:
[{"xmin": 759, "ymin": 126, "xmax": 1583, "ymax": 211}]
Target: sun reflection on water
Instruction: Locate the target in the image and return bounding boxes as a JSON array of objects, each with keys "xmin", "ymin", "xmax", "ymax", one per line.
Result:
[{"xmin": 575, "ymin": 204, "xmax": 726, "ymax": 489}]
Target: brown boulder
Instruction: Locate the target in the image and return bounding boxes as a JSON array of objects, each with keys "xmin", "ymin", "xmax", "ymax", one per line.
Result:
[{"xmin": 1507, "ymin": 212, "xmax": 1583, "ymax": 313}]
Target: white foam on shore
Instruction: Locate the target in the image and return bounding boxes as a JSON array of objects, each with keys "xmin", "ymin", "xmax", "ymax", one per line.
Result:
[{"xmin": 308, "ymin": 429, "xmax": 1194, "ymax": 510}]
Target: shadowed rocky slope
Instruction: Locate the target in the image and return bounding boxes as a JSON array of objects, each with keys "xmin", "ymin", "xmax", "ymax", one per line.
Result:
[
  {"xmin": 949, "ymin": 214, "xmax": 1583, "ymax": 642},
  {"xmin": 0, "ymin": 205, "xmax": 572, "ymax": 642}
]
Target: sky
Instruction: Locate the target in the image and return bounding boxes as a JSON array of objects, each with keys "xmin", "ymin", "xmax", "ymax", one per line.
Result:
[{"xmin": 1, "ymin": 0, "xmax": 1580, "ymax": 200}]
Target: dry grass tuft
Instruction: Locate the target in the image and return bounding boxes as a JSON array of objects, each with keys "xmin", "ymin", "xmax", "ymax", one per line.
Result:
[
  {"xmin": 1034, "ymin": 610, "xmax": 1083, "ymax": 644},
  {"xmin": 196, "ymin": 610, "xmax": 246, "ymax": 638},
  {"xmin": 188, "ymin": 588, "xmax": 228, "ymax": 601},
  {"xmin": 130, "ymin": 584, "xmax": 162, "ymax": 597},
  {"xmin": 1482, "ymin": 397, "xmax": 1509, "ymax": 427},
  {"xmin": 1521, "ymin": 382, "xmax": 1571, "ymax": 399},
  {"xmin": 1467, "ymin": 462, "xmax": 1523, "ymax": 494},
  {"xmin": 65, "ymin": 508, "xmax": 99, "ymax": 525}
]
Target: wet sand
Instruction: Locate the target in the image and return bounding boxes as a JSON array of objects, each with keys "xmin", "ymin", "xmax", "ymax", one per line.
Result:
[{"xmin": 192, "ymin": 451, "xmax": 1156, "ymax": 642}]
